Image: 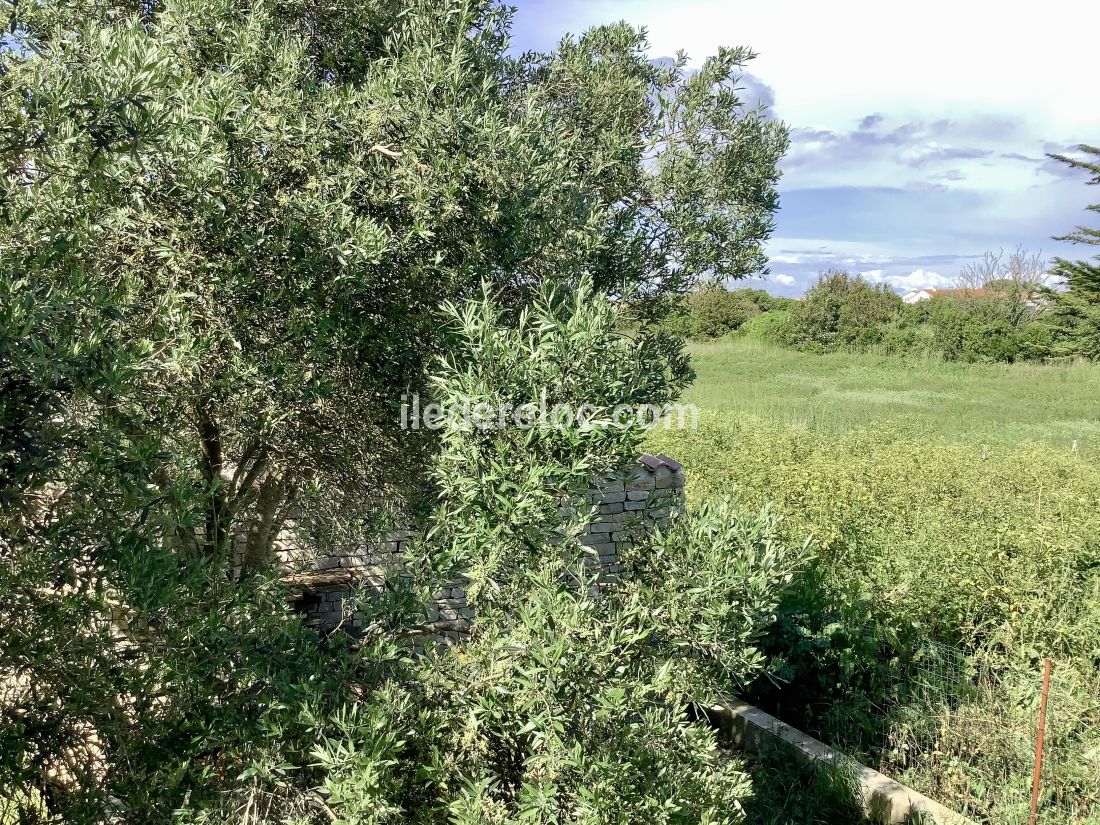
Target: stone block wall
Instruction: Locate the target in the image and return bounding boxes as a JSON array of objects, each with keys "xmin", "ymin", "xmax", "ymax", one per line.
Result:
[
  {"xmin": 278, "ymin": 454, "xmax": 685, "ymax": 639},
  {"xmin": 575, "ymin": 454, "xmax": 686, "ymax": 583}
]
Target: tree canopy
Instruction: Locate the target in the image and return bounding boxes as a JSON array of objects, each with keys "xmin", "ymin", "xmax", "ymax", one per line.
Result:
[
  {"xmin": 0, "ymin": 1, "xmax": 793, "ymax": 820},
  {"xmin": 1, "ymin": 0, "xmax": 788, "ymax": 568}
]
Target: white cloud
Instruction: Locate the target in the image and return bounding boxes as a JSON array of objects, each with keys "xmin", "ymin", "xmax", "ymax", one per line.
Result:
[
  {"xmin": 771, "ymin": 273, "xmax": 796, "ymax": 286},
  {"xmin": 860, "ymin": 268, "xmax": 955, "ymax": 291},
  {"xmin": 528, "ymin": 1, "xmax": 1100, "ymax": 138}
]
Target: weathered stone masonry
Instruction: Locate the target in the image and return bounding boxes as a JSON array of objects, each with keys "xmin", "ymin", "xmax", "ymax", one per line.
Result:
[{"xmin": 274, "ymin": 454, "xmax": 685, "ymax": 639}]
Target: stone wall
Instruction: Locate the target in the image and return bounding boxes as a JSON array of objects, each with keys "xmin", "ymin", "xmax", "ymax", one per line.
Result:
[
  {"xmin": 575, "ymin": 454, "xmax": 685, "ymax": 582},
  {"xmin": 277, "ymin": 454, "xmax": 685, "ymax": 640}
]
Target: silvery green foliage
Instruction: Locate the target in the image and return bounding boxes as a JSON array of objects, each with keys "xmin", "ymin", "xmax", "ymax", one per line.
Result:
[
  {"xmin": 417, "ymin": 567, "xmax": 757, "ymax": 825},
  {"xmin": 416, "ymin": 275, "xmax": 691, "ymax": 607},
  {"xmin": 1, "ymin": 0, "xmax": 786, "ymax": 566},
  {"xmin": 1, "ymin": 1, "xmax": 788, "ymax": 821},
  {"xmin": 308, "ymin": 283, "xmax": 804, "ymax": 825},
  {"xmin": 629, "ymin": 498, "xmax": 810, "ymax": 697}
]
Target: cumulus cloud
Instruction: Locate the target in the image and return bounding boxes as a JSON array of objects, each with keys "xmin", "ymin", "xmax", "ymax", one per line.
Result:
[
  {"xmin": 906, "ymin": 146, "xmax": 993, "ymax": 167},
  {"xmin": 735, "ymin": 72, "xmax": 777, "ymax": 113},
  {"xmin": 750, "ymin": 81, "xmax": 1089, "ymax": 295},
  {"xmin": 907, "ymin": 180, "xmax": 948, "ymax": 192},
  {"xmin": 860, "ymin": 268, "xmax": 955, "ymax": 291},
  {"xmin": 780, "ymin": 112, "xmax": 1080, "ymax": 194},
  {"xmin": 783, "ymin": 117, "xmax": 956, "ymax": 172},
  {"xmin": 771, "ymin": 273, "xmax": 796, "ymax": 285}
]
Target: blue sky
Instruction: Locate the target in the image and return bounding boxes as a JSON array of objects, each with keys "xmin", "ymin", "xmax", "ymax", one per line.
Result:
[{"xmin": 510, "ymin": 0, "xmax": 1100, "ymax": 296}]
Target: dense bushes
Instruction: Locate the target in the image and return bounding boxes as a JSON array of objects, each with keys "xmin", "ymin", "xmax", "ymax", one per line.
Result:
[
  {"xmin": 672, "ymin": 269, "xmax": 1093, "ymax": 365},
  {"xmin": 663, "ymin": 285, "xmax": 792, "ymax": 339},
  {"xmin": 915, "ymin": 295, "xmax": 1031, "ymax": 362},
  {"xmin": 781, "ymin": 271, "xmax": 904, "ymax": 352},
  {"xmin": 688, "ymin": 286, "xmax": 762, "ymax": 338},
  {"xmin": 0, "ymin": 0, "xmax": 788, "ymax": 570},
  {"xmin": 0, "ymin": 277, "xmax": 810, "ymax": 823},
  {"xmin": 272, "ymin": 283, "xmax": 808, "ymax": 824},
  {"xmin": 777, "ymin": 271, "xmax": 1069, "ymax": 363}
]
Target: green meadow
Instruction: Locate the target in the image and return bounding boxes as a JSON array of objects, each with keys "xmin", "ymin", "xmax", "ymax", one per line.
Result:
[{"xmin": 677, "ymin": 337, "xmax": 1100, "ymax": 454}]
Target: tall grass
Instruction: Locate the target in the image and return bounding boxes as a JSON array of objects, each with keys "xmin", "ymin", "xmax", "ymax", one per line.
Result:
[
  {"xmin": 648, "ymin": 338, "xmax": 1100, "ymax": 824},
  {"xmin": 679, "ymin": 338, "xmax": 1100, "ymax": 454}
]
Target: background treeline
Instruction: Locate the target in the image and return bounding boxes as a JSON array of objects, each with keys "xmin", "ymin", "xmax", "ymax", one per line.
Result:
[{"xmin": 666, "ymin": 247, "xmax": 1100, "ymax": 363}]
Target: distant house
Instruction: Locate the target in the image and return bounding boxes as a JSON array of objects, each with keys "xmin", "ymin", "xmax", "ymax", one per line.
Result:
[{"xmin": 902, "ymin": 289, "xmax": 935, "ymax": 304}]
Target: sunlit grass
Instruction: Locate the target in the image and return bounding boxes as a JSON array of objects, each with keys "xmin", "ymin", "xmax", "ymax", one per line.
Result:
[
  {"xmin": 679, "ymin": 338, "xmax": 1100, "ymax": 455},
  {"xmin": 652, "ymin": 337, "xmax": 1100, "ymax": 824}
]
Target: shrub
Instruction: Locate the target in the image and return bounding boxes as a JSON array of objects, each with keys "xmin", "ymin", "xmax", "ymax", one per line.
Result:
[
  {"xmin": 736, "ymin": 309, "xmax": 792, "ymax": 343},
  {"xmin": 338, "ymin": 279, "xmax": 806, "ymax": 825},
  {"xmin": 688, "ymin": 286, "xmax": 763, "ymax": 338},
  {"xmin": 627, "ymin": 498, "xmax": 808, "ymax": 693},
  {"xmin": 399, "ymin": 562, "xmax": 763, "ymax": 825},
  {"xmin": 658, "ymin": 300, "xmax": 697, "ymax": 337},
  {"xmin": 877, "ymin": 319, "xmax": 937, "ymax": 358},
  {"xmin": 925, "ymin": 297, "xmax": 1027, "ymax": 362},
  {"xmin": 783, "ymin": 271, "xmax": 905, "ymax": 352}
]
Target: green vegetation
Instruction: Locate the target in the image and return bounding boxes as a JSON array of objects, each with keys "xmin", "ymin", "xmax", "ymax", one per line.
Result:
[
  {"xmin": 674, "ymin": 337, "xmax": 1100, "ymax": 452},
  {"xmin": 1, "ymin": 1, "xmax": 802, "ymax": 821},
  {"xmin": 0, "ymin": 0, "xmax": 783, "ymax": 570},
  {"xmin": 4, "ymin": 1, "xmax": 1098, "ymax": 822},
  {"xmin": 1048, "ymin": 145, "xmax": 1100, "ymax": 360},
  {"xmin": 775, "ymin": 264, "xmax": 1069, "ymax": 363},
  {"xmin": 1, "ymin": 275, "xmax": 807, "ymax": 823},
  {"xmin": 647, "ymin": 338, "xmax": 1100, "ymax": 824},
  {"xmin": 313, "ymin": 281, "xmax": 806, "ymax": 825},
  {"xmin": 668, "ymin": 286, "xmax": 794, "ymax": 339},
  {"xmin": 741, "ymin": 748, "xmax": 865, "ymax": 825},
  {"xmin": 670, "ymin": 237, "xmax": 1100, "ymax": 365}
]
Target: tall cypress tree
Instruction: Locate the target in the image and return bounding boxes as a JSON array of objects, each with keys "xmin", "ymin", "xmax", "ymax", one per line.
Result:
[{"xmin": 1048, "ymin": 145, "xmax": 1100, "ymax": 356}]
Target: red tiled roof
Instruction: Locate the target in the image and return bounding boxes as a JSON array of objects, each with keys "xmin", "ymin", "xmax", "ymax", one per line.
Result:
[{"xmin": 926, "ymin": 288, "xmax": 1001, "ymax": 297}]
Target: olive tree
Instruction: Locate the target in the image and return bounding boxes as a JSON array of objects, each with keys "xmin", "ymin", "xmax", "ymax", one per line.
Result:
[
  {"xmin": 2, "ymin": 0, "xmax": 787, "ymax": 569},
  {"xmin": 1, "ymin": 2, "xmax": 789, "ymax": 819},
  {"xmin": 315, "ymin": 278, "xmax": 804, "ymax": 825}
]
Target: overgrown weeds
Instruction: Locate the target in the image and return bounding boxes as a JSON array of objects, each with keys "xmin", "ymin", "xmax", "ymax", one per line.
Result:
[{"xmin": 648, "ymin": 395, "xmax": 1100, "ymax": 824}]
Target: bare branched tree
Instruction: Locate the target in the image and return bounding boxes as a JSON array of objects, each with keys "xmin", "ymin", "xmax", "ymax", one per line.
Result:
[
  {"xmin": 955, "ymin": 246, "xmax": 1052, "ymax": 327},
  {"xmin": 956, "ymin": 246, "xmax": 1050, "ymax": 290}
]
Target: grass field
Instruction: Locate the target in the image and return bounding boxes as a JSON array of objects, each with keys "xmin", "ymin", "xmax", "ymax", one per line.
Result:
[
  {"xmin": 647, "ymin": 337, "xmax": 1100, "ymax": 825},
  {"xmin": 678, "ymin": 337, "xmax": 1100, "ymax": 454}
]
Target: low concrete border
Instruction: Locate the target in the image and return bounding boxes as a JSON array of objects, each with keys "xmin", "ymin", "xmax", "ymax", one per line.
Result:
[{"xmin": 704, "ymin": 700, "xmax": 977, "ymax": 825}]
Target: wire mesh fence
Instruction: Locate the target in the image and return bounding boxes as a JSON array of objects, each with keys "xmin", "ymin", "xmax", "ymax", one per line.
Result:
[{"xmin": 874, "ymin": 641, "xmax": 1099, "ymax": 824}]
